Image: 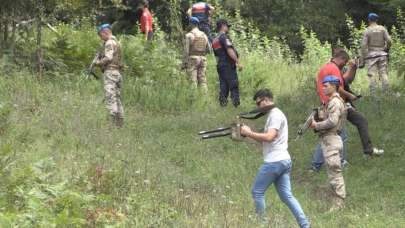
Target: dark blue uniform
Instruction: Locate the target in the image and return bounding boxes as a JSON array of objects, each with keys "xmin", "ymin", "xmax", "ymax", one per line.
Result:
[{"xmin": 212, "ymin": 33, "xmax": 240, "ymax": 107}]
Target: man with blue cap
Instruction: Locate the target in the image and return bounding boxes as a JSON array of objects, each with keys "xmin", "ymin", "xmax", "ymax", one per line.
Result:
[
  {"xmin": 360, "ymin": 12, "xmax": 392, "ymax": 94},
  {"xmin": 95, "ymin": 23, "xmax": 124, "ymax": 127},
  {"xmin": 182, "ymin": 17, "xmax": 209, "ymax": 92},
  {"xmin": 309, "ymin": 75, "xmax": 347, "ymax": 211}
]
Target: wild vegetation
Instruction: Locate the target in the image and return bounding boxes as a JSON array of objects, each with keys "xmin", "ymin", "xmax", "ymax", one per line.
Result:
[{"xmin": 0, "ymin": 1, "xmax": 405, "ymax": 227}]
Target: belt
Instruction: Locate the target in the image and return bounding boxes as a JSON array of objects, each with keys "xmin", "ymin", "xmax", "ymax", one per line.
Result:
[
  {"xmin": 318, "ymin": 131, "xmax": 340, "ymax": 137},
  {"xmin": 189, "ymin": 53, "xmax": 206, "ymax": 57}
]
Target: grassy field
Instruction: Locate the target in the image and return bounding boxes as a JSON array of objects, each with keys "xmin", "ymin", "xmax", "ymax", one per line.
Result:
[{"xmin": 0, "ymin": 52, "xmax": 404, "ymax": 228}]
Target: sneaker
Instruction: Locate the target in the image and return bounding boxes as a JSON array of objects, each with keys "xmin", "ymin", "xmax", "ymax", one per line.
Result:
[
  {"xmin": 309, "ymin": 166, "xmax": 320, "ymax": 173},
  {"xmin": 372, "ymin": 147, "xmax": 384, "ymax": 156}
]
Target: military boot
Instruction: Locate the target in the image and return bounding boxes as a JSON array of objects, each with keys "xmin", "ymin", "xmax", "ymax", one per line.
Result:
[
  {"xmin": 328, "ymin": 196, "xmax": 345, "ymax": 212},
  {"xmin": 115, "ymin": 114, "xmax": 124, "ymax": 128}
]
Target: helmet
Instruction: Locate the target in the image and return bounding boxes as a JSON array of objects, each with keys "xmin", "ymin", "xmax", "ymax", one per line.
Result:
[
  {"xmin": 190, "ymin": 17, "xmax": 200, "ymax": 25},
  {"xmin": 98, "ymin": 23, "xmax": 112, "ymax": 33},
  {"xmin": 216, "ymin": 19, "xmax": 231, "ymax": 31},
  {"xmin": 322, "ymin": 75, "xmax": 340, "ymax": 85},
  {"xmin": 368, "ymin": 13, "xmax": 379, "ymax": 22}
]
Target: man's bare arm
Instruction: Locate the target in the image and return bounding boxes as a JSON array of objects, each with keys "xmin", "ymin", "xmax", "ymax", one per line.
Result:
[
  {"xmin": 208, "ymin": 5, "xmax": 215, "ymax": 16},
  {"xmin": 226, "ymin": 48, "xmax": 240, "ymax": 65},
  {"xmin": 338, "ymin": 87, "xmax": 357, "ymax": 101},
  {"xmin": 242, "ymin": 127, "xmax": 278, "ymax": 143},
  {"xmin": 343, "ymin": 63, "xmax": 357, "ymax": 84}
]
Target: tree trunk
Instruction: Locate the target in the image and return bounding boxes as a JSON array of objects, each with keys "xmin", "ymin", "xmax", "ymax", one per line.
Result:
[
  {"xmin": 0, "ymin": 17, "xmax": 3, "ymax": 55},
  {"xmin": 10, "ymin": 13, "xmax": 17, "ymax": 57},
  {"xmin": 3, "ymin": 19, "xmax": 9, "ymax": 50},
  {"xmin": 36, "ymin": 18, "xmax": 43, "ymax": 79}
]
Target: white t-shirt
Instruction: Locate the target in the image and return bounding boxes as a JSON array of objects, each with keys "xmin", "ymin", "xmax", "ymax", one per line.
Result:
[{"xmin": 263, "ymin": 107, "xmax": 291, "ymax": 163}]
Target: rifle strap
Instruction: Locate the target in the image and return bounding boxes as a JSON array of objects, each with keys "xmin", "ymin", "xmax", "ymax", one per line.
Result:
[{"xmin": 239, "ymin": 104, "xmax": 276, "ymax": 120}]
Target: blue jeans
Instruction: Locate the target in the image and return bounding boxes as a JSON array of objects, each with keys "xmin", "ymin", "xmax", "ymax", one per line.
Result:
[
  {"xmin": 311, "ymin": 128, "xmax": 348, "ymax": 170},
  {"xmin": 252, "ymin": 160, "xmax": 310, "ymax": 228}
]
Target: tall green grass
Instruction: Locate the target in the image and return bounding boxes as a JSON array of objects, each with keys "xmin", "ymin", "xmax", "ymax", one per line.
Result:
[{"xmin": 0, "ymin": 12, "xmax": 404, "ymax": 227}]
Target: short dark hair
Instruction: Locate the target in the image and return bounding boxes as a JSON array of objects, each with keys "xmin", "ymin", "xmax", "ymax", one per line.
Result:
[
  {"xmin": 332, "ymin": 47, "xmax": 345, "ymax": 56},
  {"xmin": 332, "ymin": 49, "xmax": 350, "ymax": 61},
  {"xmin": 140, "ymin": 0, "xmax": 149, "ymax": 7},
  {"xmin": 253, "ymin": 89, "xmax": 273, "ymax": 101}
]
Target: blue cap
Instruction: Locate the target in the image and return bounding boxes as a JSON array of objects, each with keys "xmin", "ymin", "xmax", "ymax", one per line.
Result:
[
  {"xmin": 368, "ymin": 13, "xmax": 379, "ymax": 21},
  {"xmin": 98, "ymin": 23, "xmax": 111, "ymax": 33},
  {"xmin": 322, "ymin": 75, "xmax": 340, "ymax": 85},
  {"xmin": 190, "ymin": 17, "xmax": 200, "ymax": 25}
]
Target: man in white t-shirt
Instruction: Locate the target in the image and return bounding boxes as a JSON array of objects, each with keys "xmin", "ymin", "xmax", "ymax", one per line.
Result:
[{"xmin": 241, "ymin": 89, "xmax": 309, "ymax": 228}]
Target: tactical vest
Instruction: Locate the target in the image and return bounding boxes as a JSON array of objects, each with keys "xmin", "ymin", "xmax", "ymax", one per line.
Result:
[
  {"xmin": 367, "ymin": 25, "xmax": 386, "ymax": 52},
  {"xmin": 104, "ymin": 36, "xmax": 123, "ymax": 71},
  {"xmin": 192, "ymin": 2, "xmax": 209, "ymax": 23},
  {"xmin": 189, "ymin": 30, "xmax": 207, "ymax": 56}
]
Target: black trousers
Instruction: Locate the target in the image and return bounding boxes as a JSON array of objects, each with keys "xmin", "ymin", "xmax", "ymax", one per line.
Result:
[
  {"xmin": 347, "ymin": 107, "xmax": 373, "ymax": 154},
  {"xmin": 217, "ymin": 65, "xmax": 240, "ymax": 107},
  {"xmin": 198, "ymin": 22, "xmax": 211, "ymax": 42}
]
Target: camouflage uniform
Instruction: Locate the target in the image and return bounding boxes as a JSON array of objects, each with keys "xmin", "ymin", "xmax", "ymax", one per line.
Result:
[
  {"xmin": 361, "ymin": 24, "xmax": 392, "ymax": 93},
  {"xmin": 183, "ymin": 27, "xmax": 209, "ymax": 92},
  {"xmin": 97, "ymin": 36, "xmax": 124, "ymax": 126},
  {"xmin": 314, "ymin": 93, "xmax": 347, "ymax": 205}
]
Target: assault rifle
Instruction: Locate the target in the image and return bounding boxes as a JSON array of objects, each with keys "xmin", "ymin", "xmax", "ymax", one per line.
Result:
[
  {"xmin": 198, "ymin": 105, "xmax": 276, "ymax": 141},
  {"xmin": 86, "ymin": 52, "xmax": 101, "ymax": 80},
  {"xmin": 296, "ymin": 108, "xmax": 319, "ymax": 138}
]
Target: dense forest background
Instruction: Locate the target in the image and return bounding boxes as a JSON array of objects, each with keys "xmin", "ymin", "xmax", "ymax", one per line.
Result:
[
  {"xmin": 1, "ymin": 0, "xmax": 405, "ymax": 227},
  {"xmin": 1, "ymin": 0, "xmax": 405, "ymax": 53}
]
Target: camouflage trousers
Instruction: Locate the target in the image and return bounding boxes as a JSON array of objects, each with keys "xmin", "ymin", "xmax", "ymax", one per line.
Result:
[
  {"xmin": 187, "ymin": 56, "xmax": 208, "ymax": 92},
  {"xmin": 104, "ymin": 70, "xmax": 124, "ymax": 119},
  {"xmin": 367, "ymin": 56, "xmax": 389, "ymax": 93},
  {"xmin": 320, "ymin": 134, "xmax": 346, "ymax": 200}
]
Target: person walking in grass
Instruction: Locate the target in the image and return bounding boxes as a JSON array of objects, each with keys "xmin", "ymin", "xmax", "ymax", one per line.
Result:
[
  {"xmin": 311, "ymin": 49, "xmax": 383, "ymax": 172},
  {"xmin": 138, "ymin": 0, "xmax": 153, "ymax": 41},
  {"xmin": 309, "ymin": 76, "xmax": 347, "ymax": 211},
  {"xmin": 95, "ymin": 24, "xmax": 124, "ymax": 127},
  {"xmin": 360, "ymin": 13, "xmax": 392, "ymax": 94},
  {"xmin": 310, "ymin": 50, "xmax": 354, "ymax": 172},
  {"xmin": 241, "ymin": 89, "xmax": 310, "ymax": 228},
  {"xmin": 182, "ymin": 17, "xmax": 209, "ymax": 92}
]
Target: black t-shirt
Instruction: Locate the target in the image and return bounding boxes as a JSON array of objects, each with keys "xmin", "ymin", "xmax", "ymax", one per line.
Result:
[{"xmin": 212, "ymin": 33, "xmax": 238, "ymax": 67}]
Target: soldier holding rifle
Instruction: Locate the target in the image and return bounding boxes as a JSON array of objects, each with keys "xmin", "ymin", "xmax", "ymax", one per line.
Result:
[
  {"xmin": 360, "ymin": 13, "xmax": 392, "ymax": 93},
  {"xmin": 95, "ymin": 24, "xmax": 124, "ymax": 127},
  {"xmin": 309, "ymin": 76, "xmax": 347, "ymax": 211}
]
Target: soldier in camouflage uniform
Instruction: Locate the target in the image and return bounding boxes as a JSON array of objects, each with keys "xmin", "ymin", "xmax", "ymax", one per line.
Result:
[
  {"xmin": 360, "ymin": 13, "xmax": 392, "ymax": 94},
  {"xmin": 182, "ymin": 17, "xmax": 209, "ymax": 92},
  {"xmin": 96, "ymin": 24, "xmax": 124, "ymax": 127},
  {"xmin": 310, "ymin": 75, "xmax": 347, "ymax": 211}
]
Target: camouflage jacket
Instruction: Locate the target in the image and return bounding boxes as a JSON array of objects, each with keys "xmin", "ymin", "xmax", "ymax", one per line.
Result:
[
  {"xmin": 315, "ymin": 93, "xmax": 347, "ymax": 136},
  {"xmin": 98, "ymin": 36, "xmax": 123, "ymax": 71}
]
